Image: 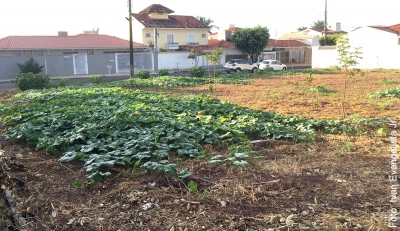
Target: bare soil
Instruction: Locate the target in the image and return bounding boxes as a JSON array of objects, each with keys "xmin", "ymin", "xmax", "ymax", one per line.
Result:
[{"xmin": 1, "ymin": 71, "xmax": 400, "ymax": 231}]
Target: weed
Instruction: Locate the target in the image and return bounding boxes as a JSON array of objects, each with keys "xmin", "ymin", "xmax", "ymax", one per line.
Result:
[
  {"xmin": 187, "ymin": 181, "xmax": 198, "ymax": 193},
  {"xmin": 90, "ymin": 75, "xmax": 103, "ymax": 84},
  {"xmin": 73, "ymin": 178, "xmax": 82, "ymax": 189},
  {"xmin": 381, "ymin": 78, "xmax": 399, "ymax": 85},
  {"xmin": 201, "ymin": 189, "xmax": 208, "ymax": 199}
]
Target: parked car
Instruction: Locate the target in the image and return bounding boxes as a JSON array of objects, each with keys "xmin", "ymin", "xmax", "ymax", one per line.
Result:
[
  {"xmin": 254, "ymin": 59, "xmax": 266, "ymax": 68},
  {"xmin": 258, "ymin": 60, "xmax": 287, "ymax": 71},
  {"xmin": 224, "ymin": 59, "xmax": 258, "ymax": 73}
]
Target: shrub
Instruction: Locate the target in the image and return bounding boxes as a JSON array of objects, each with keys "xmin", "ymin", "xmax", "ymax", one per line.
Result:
[
  {"xmin": 90, "ymin": 75, "xmax": 103, "ymax": 84},
  {"xmin": 215, "ymin": 70, "xmax": 223, "ymax": 77},
  {"xmin": 188, "ymin": 66, "xmax": 206, "ymax": 77},
  {"xmin": 11, "ymin": 72, "xmax": 52, "ymax": 91},
  {"xmin": 136, "ymin": 70, "xmax": 151, "ymax": 79},
  {"xmin": 57, "ymin": 78, "xmax": 69, "ymax": 88},
  {"xmin": 16, "ymin": 57, "xmax": 44, "ymax": 74},
  {"xmin": 159, "ymin": 68, "xmax": 169, "ymax": 76}
]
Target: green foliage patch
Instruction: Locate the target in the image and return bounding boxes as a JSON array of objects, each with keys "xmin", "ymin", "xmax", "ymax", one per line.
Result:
[
  {"xmin": 368, "ymin": 87, "xmax": 400, "ymax": 98},
  {"xmin": 114, "ymin": 75, "xmax": 252, "ymax": 88},
  {"xmin": 188, "ymin": 66, "xmax": 207, "ymax": 77},
  {"xmin": 11, "ymin": 72, "xmax": 52, "ymax": 91},
  {"xmin": 136, "ymin": 70, "xmax": 151, "ymax": 79},
  {"xmin": 0, "ymin": 86, "xmax": 382, "ymax": 185}
]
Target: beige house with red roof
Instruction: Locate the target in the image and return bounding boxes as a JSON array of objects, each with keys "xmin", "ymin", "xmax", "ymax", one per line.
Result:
[{"xmin": 131, "ymin": 4, "xmax": 209, "ymax": 50}]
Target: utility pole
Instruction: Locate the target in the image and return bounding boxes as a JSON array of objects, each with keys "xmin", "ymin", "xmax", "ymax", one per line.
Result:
[
  {"xmin": 154, "ymin": 28, "xmax": 159, "ymax": 72},
  {"xmin": 128, "ymin": 0, "xmax": 134, "ymax": 77},
  {"xmin": 324, "ymin": 0, "xmax": 327, "ymax": 46}
]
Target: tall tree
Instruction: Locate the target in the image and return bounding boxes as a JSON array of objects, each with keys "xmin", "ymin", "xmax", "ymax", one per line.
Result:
[
  {"xmin": 297, "ymin": 26, "xmax": 307, "ymax": 32},
  {"xmin": 196, "ymin": 16, "xmax": 219, "ymax": 34},
  {"xmin": 311, "ymin": 20, "xmax": 325, "ymax": 29},
  {"xmin": 231, "ymin": 26, "xmax": 270, "ymax": 63}
]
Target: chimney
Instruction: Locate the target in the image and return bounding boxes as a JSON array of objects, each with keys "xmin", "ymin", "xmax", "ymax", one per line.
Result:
[
  {"xmin": 229, "ymin": 24, "xmax": 235, "ymax": 29},
  {"xmin": 58, "ymin": 31, "xmax": 68, "ymax": 36},
  {"xmin": 336, "ymin": 22, "xmax": 341, "ymax": 32}
]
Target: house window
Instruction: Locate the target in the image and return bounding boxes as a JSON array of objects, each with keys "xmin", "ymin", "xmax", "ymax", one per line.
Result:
[
  {"xmin": 25, "ymin": 50, "xmax": 32, "ymax": 55},
  {"xmin": 157, "ymin": 12, "xmax": 163, "ymax": 15},
  {"xmin": 146, "ymin": 33, "xmax": 151, "ymax": 38},
  {"xmin": 87, "ymin": 49, "xmax": 94, "ymax": 54},
  {"xmin": 14, "ymin": 50, "xmax": 21, "ymax": 56},
  {"xmin": 188, "ymin": 34, "xmax": 195, "ymax": 43},
  {"xmin": 37, "ymin": 50, "xmax": 43, "ymax": 55},
  {"xmin": 202, "ymin": 34, "xmax": 206, "ymax": 38},
  {"xmin": 167, "ymin": 34, "xmax": 174, "ymax": 43}
]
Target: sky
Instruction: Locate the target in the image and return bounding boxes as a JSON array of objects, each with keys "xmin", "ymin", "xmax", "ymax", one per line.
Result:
[{"xmin": 0, "ymin": 0, "xmax": 399, "ymax": 42}]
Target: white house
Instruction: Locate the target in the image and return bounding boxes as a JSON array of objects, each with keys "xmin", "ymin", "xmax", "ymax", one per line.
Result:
[
  {"xmin": 279, "ymin": 23, "xmax": 346, "ymax": 46},
  {"xmin": 312, "ymin": 24, "xmax": 400, "ymax": 69}
]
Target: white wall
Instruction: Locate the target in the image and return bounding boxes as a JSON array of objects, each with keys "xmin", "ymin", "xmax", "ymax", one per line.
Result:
[
  {"xmin": 312, "ymin": 27, "xmax": 400, "ymax": 69},
  {"xmin": 312, "ymin": 45, "xmax": 400, "ymax": 69},
  {"xmin": 157, "ymin": 51, "xmax": 225, "ymax": 70}
]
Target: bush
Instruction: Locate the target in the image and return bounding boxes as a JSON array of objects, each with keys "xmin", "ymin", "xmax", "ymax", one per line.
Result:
[
  {"xmin": 57, "ymin": 78, "xmax": 69, "ymax": 88},
  {"xmin": 16, "ymin": 57, "xmax": 44, "ymax": 74},
  {"xmin": 215, "ymin": 70, "xmax": 223, "ymax": 77},
  {"xmin": 136, "ymin": 70, "xmax": 151, "ymax": 79},
  {"xmin": 159, "ymin": 68, "xmax": 169, "ymax": 76},
  {"xmin": 188, "ymin": 66, "xmax": 206, "ymax": 77},
  {"xmin": 90, "ymin": 74, "xmax": 103, "ymax": 84},
  {"xmin": 11, "ymin": 73, "xmax": 52, "ymax": 91}
]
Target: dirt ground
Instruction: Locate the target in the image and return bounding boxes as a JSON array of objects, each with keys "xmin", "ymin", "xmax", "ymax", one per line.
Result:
[{"xmin": 1, "ymin": 71, "xmax": 399, "ymax": 231}]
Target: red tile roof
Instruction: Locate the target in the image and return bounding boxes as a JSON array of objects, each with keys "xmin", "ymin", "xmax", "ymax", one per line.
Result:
[
  {"xmin": 139, "ymin": 4, "xmax": 174, "ymax": 14},
  {"xmin": 369, "ymin": 26, "xmax": 398, "ymax": 34},
  {"xmin": 132, "ymin": 13, "xmax": 208, "ymax": 29},
  {"xmin": 225, "ymin": 27, "xmax": 242, "ymax": 32},
  {"xmin": 268, "ymin": 39, "xmax": 309, "ymax": 47},
  {"xmin": 0, "ymin": 34, "xmax": 147, "ymax": 50},
  {"xmin": 389, "ymin": 23, "xmax": 400, "ymax": 33}
]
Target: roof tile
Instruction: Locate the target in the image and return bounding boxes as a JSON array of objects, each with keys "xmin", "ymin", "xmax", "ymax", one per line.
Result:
[
  {"xmin": 0, "ymin": 34, "xmax": 147, "ymax": 50},
  {"xmin": 139, "ymin": 4, "xmax": 174, "ymax": 14},
  {"xmin": 132, "ymin": 13, "xmax": 207, "ymax": 29}
]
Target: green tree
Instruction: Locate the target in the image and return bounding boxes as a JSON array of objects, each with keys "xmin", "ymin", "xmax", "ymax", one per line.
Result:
[
  {"xmin": 332, "ymin": 34, "xmax": 363, "ymax": 118},
  {"xmin": 231, "ymin": 26, "xmax": 270, "ymax": 63},
  {"xmin": 205, "ymin": 47, "xmax": 224, "ymax": 81},
  {"xmin": 318, "ymin": 34, "xmax": 339, "ymax": 46},
  {"xmin": 297, "ymin": 26, "xmax": 307, "ymax": 32},
  {"xmin": 311, "ymin": 20, "xmax": 325, "ymax": 29},
  {"xmin": 16, "ymin": 57, "xmax": 44, "ymax": 74},
  {"xmin": 188, "ymin": 49, "xmax": 206, "ymax": 66},
  {"xmin": 196, "ymin": 16, "xmax": 219, "ymax": 34}
]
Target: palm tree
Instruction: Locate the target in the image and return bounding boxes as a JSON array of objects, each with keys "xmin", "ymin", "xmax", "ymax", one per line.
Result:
[
  {"xmin": 311, "ymin": 20, "xmax": 325, "ymax": 29},
  {"xmin": 196, "ymin": 16, "xmax": 219, "ymax": 34}
]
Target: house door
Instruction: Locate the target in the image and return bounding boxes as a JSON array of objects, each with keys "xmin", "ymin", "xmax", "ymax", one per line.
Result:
[
  {"xmin": 116, "ymin": 53, "xmax": 130, "ymax": 73},
  {"xmin": 73, "ymin": 54, "xmax": 88, "ymax": 75}
]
